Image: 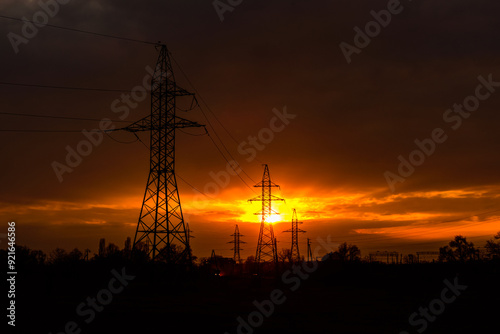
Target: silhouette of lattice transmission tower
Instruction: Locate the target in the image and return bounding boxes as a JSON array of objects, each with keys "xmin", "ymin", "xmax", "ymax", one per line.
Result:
[
  {"xmin": 249, "ymin": 164, "xmax": 284, "ymax": 264},
  {"xmin": 117, "ymin": 44, "xmax": 204, "ymax": 261},
  {"xmin": 307, "ymin": 238, "xmax": 313, "ymax": 262},
  {"xmin": 186, "ymin": 223, "xmax": 195, "ymax": 258},
  {"xmin": 283, "ymin": 208, "xmax": 306, "ymax": 261},
  {"xmin": 228, "ymin": 224, "xmax": 245, "ymax": 263}
]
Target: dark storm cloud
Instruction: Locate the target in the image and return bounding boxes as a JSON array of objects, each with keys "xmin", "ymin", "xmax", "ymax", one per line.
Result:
[{"xmin": 2, "ymin": 0, "xmax": 500, "ymax": 254}]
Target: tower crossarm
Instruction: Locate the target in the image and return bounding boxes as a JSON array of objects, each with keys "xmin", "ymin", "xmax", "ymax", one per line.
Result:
[
  {"xmin": 283, "ymin": 228, "xmax": 306, "ymax": 233},
  {"xmin": 126, "ymin": 44, "xmax": 205, "ymax": 261},
  {"xmin": 248, "ymin": 195, "xmax": 284, "ymax": 203},
  {"xmin": 175, "ymin": 116, "xmax": 205, "ymax": 129},
  {"xmin": 173, "ymin": 86, "xmax": 195, "ymax": 97},
  {"xmin": 113, "ymin": 115, "xmax": 204, "ymax": 133}
]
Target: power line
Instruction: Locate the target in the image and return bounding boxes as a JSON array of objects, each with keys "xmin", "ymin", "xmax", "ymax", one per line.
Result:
[
  {"xmin": 200, "ymin": 102, "xmax": 257, "ymax": 183},
  {"xmin": 0, "ymin": 111, "xmax": 131, "ymax": 123},
  {"xmin": 206, "ymin": 130, "xmax": 256, "ymax": 194},
  {"xmin": 0, "ymin": 15, "xmax": 157, "ymax": 46},
  {"xmin": 132, "ymin": 130, "xmax": 214, "ymax": 199},
  {"xmin": 0, "ymin": 81, "xmax": 131, "ymax": 93},
  {"xmin": 177, "ymin": 174, "xmax": 214, "ymax": 200},
  {"xmin": 128, "ymin": 119, "xmax": 252, "ymax": 198},
  {"xmin": 0, "ymin": 129, "xmax": 91, "ymax": 133},
  {"xmin": 178, "ymin": 128, "xmax": 208, "ymax": 137},
  {"xmin": 104, "ymin": 131, "xmax": 139, "ymax": 144},
  {"xmin": 0, "ymin": 128, "xmax": 118, "ymax": 133},
  {"xmin": 172, "ymin": 55, "xmax": 241, "ymax": 146},
  {"xmin": 171, "ymin": 54, "xmax": 258, "ymax": 184}
]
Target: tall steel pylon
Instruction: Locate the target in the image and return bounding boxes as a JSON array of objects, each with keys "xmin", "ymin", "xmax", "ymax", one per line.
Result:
[
  {"xmin": 307, "ymin": 238, "xmax": 313, "ymax": 262},
  {"xmin": 283, "ymin": 208, "xmax": 306, "ymax": 262},
  {"xmin": 186, "ymin": 222, "xmax": 194, "ymax": 258},
  {"xmin": 118, "ymin": 44, "xmax": 203, "ymax": 261},
  {"xmin": 228, "ymin": 224, "xmax": 246, "ymax": 263},
  {"xmin": 249, "ymin": 164, "xmax": 284, "ymax": 264}
]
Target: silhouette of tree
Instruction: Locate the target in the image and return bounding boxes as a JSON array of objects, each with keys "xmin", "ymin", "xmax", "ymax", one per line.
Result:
[
  {"xmin": 106, "ymin": 243, "xmax": 120, "ymax": 255},
  {"xmin": 156, "ymin": 244, "xmax": 193, "ymax": 265},
  {"xmin": 244, "ymin": 255, "xmax": 255, "ymax": 272},
  {"xmin": 278, "ymin": 248, "xmax": 293, "ymax": 264},
  {"xmin": 485, "ymin": 231, "xmax": 500, "ymax": 259},
  {"xmin": 132, "ymin": 241, "xmax": 150, "ymax": 262},
  {"xmin": 68, "ymin": 248, "xmax": 83, "ymax": 261},
  {"xmin": 334, "ymin": 242, "xmax": 361, "ymax": 261},
  {"xmin": 49, "ymin": 248, "xmax": 68, "ymax": 264},
  {"xmin": 124, "ymin": 237, "xmax": 132, "ymax": 258},
  {"xmin": 13, "ymin": 246, "xmax": 46, "ymax": 265},
  {"xmin": 30, "ymin": 249, "xmax": 47, "ymax": 265},
  {"xmin": 49, "ymin": 247, "xmax": 84, "ymax": 264},
  {"xmin": 83, "ymin": 248, "xmax": 91, "ymax": 260},
  {"xmin": 98, "ymin": 238, "xmax": 106, "ymax": 257},
  {"xmin": 405, "ymin": 254, "xmax": 416, "ymax": 264},
  {"xmin": 439, "ymin": 235, "xmax": 477, "ymax": 262},
  {"xmin": 134, "ymin": 241, "xmax": 148, "ymax": 253},
  {"xmin": 322, "ymin": 242, "xmax": 361, "ymax": 262}
]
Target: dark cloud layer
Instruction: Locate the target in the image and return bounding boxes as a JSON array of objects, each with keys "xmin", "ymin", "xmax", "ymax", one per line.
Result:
[{"xmin": 1, "ymin": 0, "xmax": 500, "ymax": 256}]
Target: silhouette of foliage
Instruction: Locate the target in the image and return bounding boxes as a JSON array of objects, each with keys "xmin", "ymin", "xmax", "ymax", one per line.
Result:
[
  {"xmin": 12, "ymin": 245, "xmax": 46, "ymax": 266},
  {"xmin": 324, "ymin": 242, "xmax": 361, "ymax": 261},
  {"xmin": 439, "ymin": 235, "xmax": 477, "ymax": 262},
  {"xmin": 156, "ymin": 243, "xmax": 193, "ymax": 265},
  {"xmin": 278, "ymin": 248, "xmax": 293, "ymax": 264},
  {"xmin": 485, "ymin": 231, "xmax": 500, "ymax": 259}
]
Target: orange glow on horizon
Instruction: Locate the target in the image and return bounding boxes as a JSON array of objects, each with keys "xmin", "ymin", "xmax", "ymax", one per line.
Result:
[{"xmin": 12, "ymin": 185, "xmax": 500, "ymax": 256}]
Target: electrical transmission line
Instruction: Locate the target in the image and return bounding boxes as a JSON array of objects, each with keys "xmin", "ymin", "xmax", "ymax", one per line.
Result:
[
  {"xmin": 249, "ymin": 164, "xmax": 284, "ymax": 266},
  {"xmin": 0, "ymin": 14, "xmax": 157, "ymax": 45},
  {"xmin": 283, "ymin": 208, "xmax": 306, "ymax": 262},
  {"xmin": 228, "ymin": 224, "xmax": 246, "ymax": 263},
  {"xmin": 112, "ymin": 44, "xmax": 203, "ymax": 262}
]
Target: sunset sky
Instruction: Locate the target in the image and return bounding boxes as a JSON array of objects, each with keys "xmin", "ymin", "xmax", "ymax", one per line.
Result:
[{"xmin": 1, "ymin": 0, "xmax": 500, "ymax": 259}]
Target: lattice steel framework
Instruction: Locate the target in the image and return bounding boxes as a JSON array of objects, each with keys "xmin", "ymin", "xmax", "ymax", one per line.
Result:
[
  {"xmin": 283, "ymin": 208, "xmax": 306, "ymax": 262},
  {"xmin": 228, "ymin": 224, "xmax": 245, "ymax": 263},
  {"xmin": 307, "ymin": 238, "xmax": 313, "ymax": 262},
  {"xmin": 119, "ymin": 44, "xmax": 203, "ymax": 261},
  {"xmin": 249, "ymin": 164, "xmax": 284, "ymax": 264}
]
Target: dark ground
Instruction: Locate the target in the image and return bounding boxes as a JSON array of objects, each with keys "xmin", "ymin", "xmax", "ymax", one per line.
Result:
[{"xmin": 6, "ymin": 257, "xmax": 500, "ymax": 334}]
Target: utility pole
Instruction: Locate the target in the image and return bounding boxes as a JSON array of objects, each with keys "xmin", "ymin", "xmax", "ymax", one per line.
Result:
[
  {"xmin": 283, "ymin": 208, "xmax": 306, "ymax": 262},
  {"xmin": 228, "ymin": 224, "xmax": 245, "ymax": 263},
  {"xmin": 117, "ymin": 44, "xmax": 204, "ymax": 261},
  {"xmin": 249, "ymin": 164, "xmax": 284, "ymax": 266}
]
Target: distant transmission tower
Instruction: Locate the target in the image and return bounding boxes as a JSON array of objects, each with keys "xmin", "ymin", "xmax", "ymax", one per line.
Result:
[
  {"xmin": 228, "ymin": 224, "xmax": 246, "ymax": 263},
  {"xmin": 249, "ymin": 164, "xmax": 284, "ymax": 265},
  {"xmin": 307, "ymin": 238, "xmax": 313, "ymax": 262},
  {"xmin": 186, "ymin": 223, "xmax": 194, "ymax": 257},
  {"xmin": 283, "ymin": 209, "xmax": 306, "ymax": 262},
  {"xmin": 117, "ymin": 44, "xmax": 203, "ymax": 261}
]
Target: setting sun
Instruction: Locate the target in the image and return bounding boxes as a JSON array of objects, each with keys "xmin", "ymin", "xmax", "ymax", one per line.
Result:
[{"xmin": 266, "ymin": 214, "xmax": 282, "ymax": 223}]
